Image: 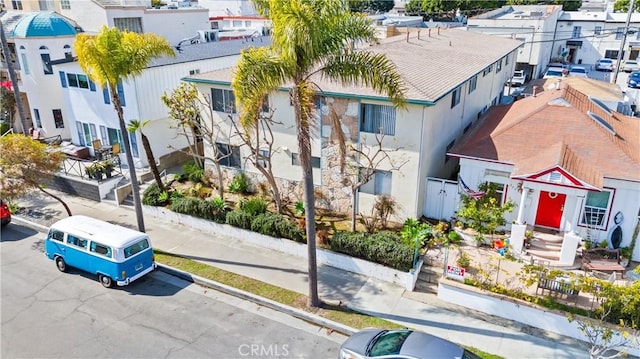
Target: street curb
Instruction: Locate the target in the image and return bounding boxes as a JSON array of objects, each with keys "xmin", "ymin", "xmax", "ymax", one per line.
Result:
[
  {"xmin": 11, "ymin": 215, "xmax": 50, "ymax": 232},
  {"xmin": 12, "ymin": 215, "xmax": 357, "ymax": 338},
  {"xmin": 156, "ymin": 263, "xmax": 357, "ymax": 337}
]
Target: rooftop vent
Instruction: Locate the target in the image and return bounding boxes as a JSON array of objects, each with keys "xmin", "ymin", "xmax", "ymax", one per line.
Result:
[
  {"xmin": 587, "ymin": 111, "xmax": 616, "ymax": 135},
  {"xmin": 589, "ymin": 96, "xmax": 612, "ymax": 115}
]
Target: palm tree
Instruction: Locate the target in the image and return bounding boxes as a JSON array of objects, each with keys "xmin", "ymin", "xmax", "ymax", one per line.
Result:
[
  {"xmin": 127, "ymin": 120, "xmax": 164, "ymax": 192},
  {"xmin": 232, "ymin": 0, "xmax": 406, "ymax": 307},
  {"xmin": 75, "ymin": 26, "xmax": 174, "ymax": 232}
]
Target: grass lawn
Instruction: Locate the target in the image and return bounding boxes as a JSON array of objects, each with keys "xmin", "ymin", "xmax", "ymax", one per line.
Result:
[{"xmin": 154, "ymin": 250, "xmax": 501, "ymax": 359}]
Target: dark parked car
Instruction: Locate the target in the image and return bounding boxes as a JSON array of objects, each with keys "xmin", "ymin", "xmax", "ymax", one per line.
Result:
[
  {"xmin": 628, "ymin": 72, "xmax": 640, "ymax": 88},
  {"xmin": 1, "ymin": 199, "xmax": 11, "ymax": 227},
  {"xmin": 339, "ymin": 328, "xmax": 480, "ymax": 359}
]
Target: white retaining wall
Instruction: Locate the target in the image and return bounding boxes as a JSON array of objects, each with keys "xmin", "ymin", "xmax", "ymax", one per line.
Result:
[
  {"xmin": 438, "ymin": 280, "xmax": 640, "ymax": 357},
  {"xmin": 143, "ymin": 205, "xmax": 413, "ymax": 288}
]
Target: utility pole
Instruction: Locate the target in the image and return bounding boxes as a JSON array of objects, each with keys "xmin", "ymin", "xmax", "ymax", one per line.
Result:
[
  {"xmin": 613, "ymin": 0, "xmax": 636, "ymax": 85},
  {"xmin": 0, "ymin": 14, "xmax": 29, "ymax": 134}
]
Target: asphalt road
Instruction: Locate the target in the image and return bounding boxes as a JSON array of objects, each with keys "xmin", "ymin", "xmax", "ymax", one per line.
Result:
[{"xmin": 1, "ymin": 223, "xmax": 344, "ymax": 359}]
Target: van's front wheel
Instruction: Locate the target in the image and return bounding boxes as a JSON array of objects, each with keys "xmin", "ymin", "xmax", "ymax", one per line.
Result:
[
  {"xmin": 55, "ymin": 257, "xmax": 67, "ymax": 272},
  {"xmin": 99, "ymin": 274, "xmax": 114, "ymax": 288}
]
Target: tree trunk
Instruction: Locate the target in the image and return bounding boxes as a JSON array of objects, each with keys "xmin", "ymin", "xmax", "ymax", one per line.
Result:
[
  {"xmin": 111, "ymin": 85, "xmax": 145, "ymax": 232},
  {"xmin": 37, "ymin": 186, "xmax": 72, "ymax": 216},
  {"xmin": 0, "ymin": 23, "xmax": 29, "ymax": 134},
  {"xmin": 141, "ymin": 132, "xmax": 164, "ymax": 192},
  {"xmin": 292, "ymin": 85, "xmax": 319, "ymax": 308},
  {"xmin": 256, "ymin": 165, "xmax": 282, "ymax": 213},
  {"xmin": 213, "ymin": 162, "xmax": 224, "ymax": 199},
  {"xmin": 351, "ymin": 187, "xmax": 358, "ymax": 232}
]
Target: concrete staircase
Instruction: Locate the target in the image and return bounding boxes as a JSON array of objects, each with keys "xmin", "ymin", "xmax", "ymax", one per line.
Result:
[{"xmin": 414, "ymin": 256, "xmax": 441, "ymax": 294}]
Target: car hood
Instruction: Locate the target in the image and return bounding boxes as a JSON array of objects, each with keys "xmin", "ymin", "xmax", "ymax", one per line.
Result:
[{"xmin": 339, "ymin": 328, "xmax": 383, "ymax": 354}]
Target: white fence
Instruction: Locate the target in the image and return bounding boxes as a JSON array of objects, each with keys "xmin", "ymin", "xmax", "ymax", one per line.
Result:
[{"xmin": 423, "ymin": 177, "xmax": 460, "ymax": 221}]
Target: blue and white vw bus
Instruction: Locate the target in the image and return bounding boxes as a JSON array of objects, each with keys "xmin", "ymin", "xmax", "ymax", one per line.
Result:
[{"xmin": 45, "ymin": 215, "xmax": 156, "ymax": 288}]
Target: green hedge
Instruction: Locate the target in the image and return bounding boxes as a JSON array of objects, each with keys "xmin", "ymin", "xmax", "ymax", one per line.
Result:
[
  {"xmin": 226, "ymin": 209, "xmax": 253, "ymax": 230},
  {"xmin": 250, "ymin": 213, "xmax": 305, "ymax": 243},
  {"xmin": 170, "ymin": 197, "xmax": 227, "ymax": 223},
  {"xmin": 142, "ymin": 183, "xmax": 165, "ymax": 206},
  {"xmin": 330, "ymin": 231, "xmax": 413, "ymax": 272}
]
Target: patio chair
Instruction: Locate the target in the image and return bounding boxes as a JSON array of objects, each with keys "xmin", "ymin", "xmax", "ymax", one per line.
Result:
[{"xmin": 110, "ymin": 143, "xmax": 121, "ymax": 165}]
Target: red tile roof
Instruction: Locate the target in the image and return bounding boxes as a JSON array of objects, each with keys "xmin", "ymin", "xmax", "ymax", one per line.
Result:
[{"xmin": 449, "ymin": 82, "xmax": 640, "ymax": 188}]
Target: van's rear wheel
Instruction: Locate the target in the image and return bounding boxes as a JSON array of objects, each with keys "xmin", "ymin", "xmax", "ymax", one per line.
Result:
[
  {"xmin": 55, "ymin": 257, "xmax": 67, "ymax": 272},
  {"xmin": 99, "ymin": 274, "xmax": 114, "ymax": 288}
]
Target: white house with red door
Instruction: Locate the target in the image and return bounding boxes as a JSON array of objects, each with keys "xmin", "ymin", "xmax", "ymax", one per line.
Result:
[{"xmin": 448, "ymin": 77, "xmax": 640, "ymax": 263}]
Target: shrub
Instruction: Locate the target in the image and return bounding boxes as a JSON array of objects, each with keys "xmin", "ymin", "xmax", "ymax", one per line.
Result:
[
  {"xmin": 229, "ymin": 173, "xmax": 250, "ymax": 194},
  {"xmin": 226, "ymin": 209, "xmax": 253, "ymax": 229},
  {"xmin": 446, "ymin": 231, "xmax": 463, "ymax": 246},
  {"xmin": 183, "ymin": 160, "xmax": 204, "ymax": 183},
  {"xmin": 239, "ymin": 197, "xmax": 268, "ymax": 216},
  {"xmin": 294, "ymin": 201, "xmax": 305, "ymax": 216},
  {"xmin": 142, "ymin": 183, "xmax": 165, "ymax": 206},
  {"xmin": 251, "ymin": 213, "xmax": 304, "ymax": 242},
  {"xmin": 170, "ymin": 196, "xmax": 228, "ymax": 223},
  {"xmin": 400, "ymin": 218, "xmax": 431, "ymax": 248},
  {"xmin": 330, "ymin": 231, "xmax": 413, "ymax": 271}
]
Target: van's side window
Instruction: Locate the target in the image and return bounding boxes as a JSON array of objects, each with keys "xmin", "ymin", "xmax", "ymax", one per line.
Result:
[
  {"xmin": 90, "ymin": 242, "xmax": 112, "ymax": 258},
  {"xmin": 124, "ymin": 238, "xmax": 150, "ymax": 258},
  {"xmin": 48, "ymin": 229, "xmax": 64, "ymax": 242},
  {"xmin": 67, "ymin": 235, "xmax": 87, "ymax": 249}
]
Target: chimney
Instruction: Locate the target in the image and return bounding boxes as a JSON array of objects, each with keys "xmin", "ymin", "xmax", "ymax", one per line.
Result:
[{"xmin": 533, "ymin": 86, "xmax": 538, "ymax": 97}]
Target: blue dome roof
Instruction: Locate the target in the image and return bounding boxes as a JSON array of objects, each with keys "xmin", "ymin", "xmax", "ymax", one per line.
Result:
[{"xmin": 13, "ymin": 12, "xmax": 77, "ymax": 38}]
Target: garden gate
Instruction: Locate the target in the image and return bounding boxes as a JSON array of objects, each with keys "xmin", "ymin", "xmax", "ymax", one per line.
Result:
[{"xmin": 423, "ymin": 177, "xmax": 460, "ymax": 221}]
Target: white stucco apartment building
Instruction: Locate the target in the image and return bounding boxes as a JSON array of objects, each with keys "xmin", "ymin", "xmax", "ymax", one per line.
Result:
[
  {"xmin": 183, "ymin": 29, "xmax": 521, "ymax": 220},
  {"xmin": 54, "ymin": 37, "xmax": 271, "ymax": 168}
]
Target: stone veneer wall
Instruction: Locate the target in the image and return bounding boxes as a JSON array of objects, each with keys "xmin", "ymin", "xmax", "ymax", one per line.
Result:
[{"xmin": 204, "ymin": 97, "xmax": 361, "ymax": 214}]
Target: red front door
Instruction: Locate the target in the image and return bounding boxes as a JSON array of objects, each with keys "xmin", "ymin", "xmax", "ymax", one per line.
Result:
[{"xmin": 535, "ymin": 191, "xmax": 566, "ymax": 229}]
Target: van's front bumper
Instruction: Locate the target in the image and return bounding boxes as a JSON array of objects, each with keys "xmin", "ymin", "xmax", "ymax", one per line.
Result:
[{"xmin": 117, "ymin": 262, "xmax": 157, "ymax": 286}]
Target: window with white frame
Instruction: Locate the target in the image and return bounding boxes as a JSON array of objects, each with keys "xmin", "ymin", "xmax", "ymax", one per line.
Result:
[
  {"xmin": 505, "ymin": 53, "xmax": 510, "ymax": 65},
  {"xmin": 39, "ymin": 46, "xmax": 52, "ymax": 75},
  {"xmin": 469, "ymin": 75, "xmax": 477, "ymax": 93},
  {"xmin": 33, "ymin": 109, "xmax": 41, "ymax": 128},
  {"xmin": 211, "ymin": 88, "xmax": 236, "ymax": 113},
  {"xmin": 66, "ymin": 73, "xmax": 90, "ymax": 89},
  {"xmin": 233, "ymin": 20, "xmax": 242, "ymax": 27},
  {"xmin": 216, "ymin": 143, "xmax": 241, "ymax": 168},
  {"xmin": 572, "ymin": 26, "xmax": 581, "ymax": 38},
  {"xmin": 451, "ymin": 87, "xmax": 461, "ymax": 108},
  {"xmin": 291, "ymin": 153, "xmax": 320, "ymax": 168},
  {"xmin": 11, "ymin": 0, "xmax": 22, "ymax": 9},
  {"xmin": 483, "ymin": 65, "xmax": 492, "ymax": 76},
  {"xmin": 488, "ymin": 182, "xmax": 505, "ymax": 204},
  {"xmin": 19, "ymin": 52, "xmax": 29, "ymax": 75},
  {"xmin": 360, "ymin": 103, "xmax": 396, "ymax": 135},
  {"xmin": 60, "ymin": 0, "xmax": 70, "ymax": 9},
  {"xmin": 257, "ymin": 149, "xmax": 269, "ymax": 168},
  {"xmin": 52, "ymin": 109, "xmax": 64, "ymax": 128},
  {"xmin": 581, "ymin": 190, "xmax": 612, "ymax": 228},
  {"xmin": 360, "ymin": 169, "xmax": 392, "ymax": 196},
  {"xmin": 594, "ymin": 26, "xmax": 602, "ymax": 35},
  {"xmin": 616, "ymin": 27, "xmax": 624, "ymax": 40},
  {"xmin": 38, "ymin": 0, "xmax": 54, "ymax": 10},
  {"xmin": 496, "ymin": 59, "xmax": 502, "ymax": 73}
]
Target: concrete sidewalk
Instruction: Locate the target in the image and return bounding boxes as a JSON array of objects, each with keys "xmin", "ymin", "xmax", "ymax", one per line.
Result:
[{"xmin": 11, "ymin": 190, "xmax": 588, "ymax": 358}]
